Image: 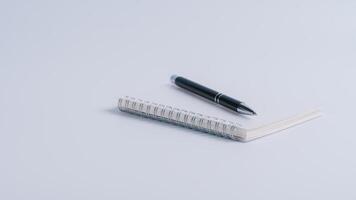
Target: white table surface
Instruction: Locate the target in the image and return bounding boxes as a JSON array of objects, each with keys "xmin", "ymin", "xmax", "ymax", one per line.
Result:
[{"xmin": 1, "ymin": 0, "xmax": 356, "ymax": 199}]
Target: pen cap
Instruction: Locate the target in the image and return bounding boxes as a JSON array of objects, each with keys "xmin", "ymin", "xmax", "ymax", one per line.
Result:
[{"xmin": 170, "ymin": 75, "xmax": 178, "ymax": 83}]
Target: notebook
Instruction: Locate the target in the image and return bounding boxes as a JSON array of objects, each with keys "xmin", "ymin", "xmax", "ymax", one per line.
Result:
[{"xmin": 118, "ymin": 96, "xmax": 321, "ymax": 142}]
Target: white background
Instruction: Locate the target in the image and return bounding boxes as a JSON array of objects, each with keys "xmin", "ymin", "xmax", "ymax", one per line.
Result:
[{"xmin": 1, "ymin": 0, "xmax": 356, "ymax": 199}]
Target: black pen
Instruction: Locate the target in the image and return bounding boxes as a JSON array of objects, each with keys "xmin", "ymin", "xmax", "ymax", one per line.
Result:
[{"xmin": 170, "ymin": 75, "xmax": 256, "ymax": 115}]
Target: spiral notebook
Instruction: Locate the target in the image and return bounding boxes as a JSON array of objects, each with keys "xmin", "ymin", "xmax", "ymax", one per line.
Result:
[{"xmin": 118, "ymin": 96, "xmax": 321, "ymax": 142}]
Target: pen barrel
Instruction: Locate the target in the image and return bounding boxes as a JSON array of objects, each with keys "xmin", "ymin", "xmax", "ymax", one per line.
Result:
[
  {"xmin": 172, "ymin": 75, "xmax": 255, "ymax": 115},
  {"xmin": 218, "ymin": 95, "xmax": 242, "ymax": 111},
  {"xmin": 173, "ymin": 76, "xmax": 219, "ymax": 102}
]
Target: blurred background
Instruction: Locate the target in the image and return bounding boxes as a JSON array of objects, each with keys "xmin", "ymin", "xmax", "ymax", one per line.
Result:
[{"xmin": 0, "ymin": 1, "xmax": 355, "ymax": 199}]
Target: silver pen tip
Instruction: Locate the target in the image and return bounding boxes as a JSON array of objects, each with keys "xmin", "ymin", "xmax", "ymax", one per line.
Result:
[{"xmin": 237, "ymin": 103, "xmax": 257, "ymax": 115}]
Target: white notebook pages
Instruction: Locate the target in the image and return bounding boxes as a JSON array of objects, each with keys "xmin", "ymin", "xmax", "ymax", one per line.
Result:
[{"xmin": 118, "ymin": 96, "xmax": 321, "ymax": 142}]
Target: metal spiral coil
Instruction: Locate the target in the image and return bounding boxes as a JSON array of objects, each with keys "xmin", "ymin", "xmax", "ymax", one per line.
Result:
[{"xmin": 118, "ymin": 96, "xmax": 244, "ymax": 141}]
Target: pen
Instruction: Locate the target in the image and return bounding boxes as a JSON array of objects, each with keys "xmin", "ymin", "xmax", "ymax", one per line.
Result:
[{"xmin": 170, "ymin": 75, "xmax": 256, "ymax": 115}]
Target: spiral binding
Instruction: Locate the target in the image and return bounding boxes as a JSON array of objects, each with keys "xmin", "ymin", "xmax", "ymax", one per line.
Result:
[{"xmin": 118, "ymin": 96, "xmax": 245, "ymax": 141}]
